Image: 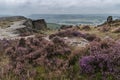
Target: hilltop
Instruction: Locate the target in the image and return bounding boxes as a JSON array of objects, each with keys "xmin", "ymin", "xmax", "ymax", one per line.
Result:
[{"xmin": 0, "ymin": 16, "xmax": 119, "ymax": 80}]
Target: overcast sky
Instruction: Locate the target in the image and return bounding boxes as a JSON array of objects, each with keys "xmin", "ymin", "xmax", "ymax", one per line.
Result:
[{"xmin": 0, "ymin": 0, "xmax": 120, "ymax": 15}]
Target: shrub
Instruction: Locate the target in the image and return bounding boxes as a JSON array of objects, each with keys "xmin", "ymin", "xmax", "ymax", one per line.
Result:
[
  {"xmin": 81, "ymin": 25, "xmax": 91, "ymax": 31},
  {"xmin": 49, "ymin": 29, "xmax": 85, "ymax": 39},
  {"xmin": 49, "ymin": 29, "xmax": 101, "ymax": 42},
  {"xmin": 83, "ymin": 33, "xmax": 101, "ymax": 42},
  {"xmin": 4, "ymin": 35, "xmax": 72, "ymax": 79},
  {"xmin": 79, "ymin": 39, "xmax": 120, "ymax": 79}
]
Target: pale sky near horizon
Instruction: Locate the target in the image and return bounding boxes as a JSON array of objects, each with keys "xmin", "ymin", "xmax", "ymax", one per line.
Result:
[{"xmin": 0, "ymin": 0, "xmax": 120, "ymax": 15}]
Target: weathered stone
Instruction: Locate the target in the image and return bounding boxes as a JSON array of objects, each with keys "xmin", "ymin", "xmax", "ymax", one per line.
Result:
[
  {"xmin": 23, "ymin": 19, "xmax": 33, "ymax": 28},
  {"xmin": 107, "ymin": 16, "xmax": 113, "ymax": 23},
  {"xmin": 98, "ymin": 16, "xmax": 120, "ymax": 27},
  {"xmin": 23, "ymin": 19, "xmax": 47, "ymax": 30},
  {"xmin": 32, "ymin": 19, "xmax": 47, "ymax": 30},
  {"xmin": 16, "ymin": 27, "xmax": 34, "ymax": 36},
  {"xmin": 19, "ymin": 19, "xmax": 48, "ymax": 36}
]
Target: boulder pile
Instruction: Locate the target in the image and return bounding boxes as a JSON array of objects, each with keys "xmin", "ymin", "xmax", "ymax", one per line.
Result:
[{"xmin": 97, "ymin": 16, "xmax": 120, "ymax": 32}]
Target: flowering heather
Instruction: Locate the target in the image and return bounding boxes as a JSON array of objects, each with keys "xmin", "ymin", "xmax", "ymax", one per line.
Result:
[
  {"xmin": 79, "ymin": 39, "xmax": 120, "ymax": 79},
  {"xmin": 49, "ymin": 29, "xmax": 85, "ymax": 39},
  {"xmin": 49, "ymin": 29, "xmax": 101, "ymax": 42},
  {"xmin": 3, "ymin": 35, "xmax": 72, "ymax": 79}
]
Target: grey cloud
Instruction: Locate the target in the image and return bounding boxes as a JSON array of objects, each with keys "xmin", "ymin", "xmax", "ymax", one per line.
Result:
[{"xmin": 0, "ymin": 0, "xmax": 120, "ymax": 15}]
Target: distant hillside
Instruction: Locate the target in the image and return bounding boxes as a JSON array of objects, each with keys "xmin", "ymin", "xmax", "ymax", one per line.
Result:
[
  {"xmin": 47, "ymin": 23, "xmax": 61, "ymax": 30},
  {"xmin": 29, "ymin": 14, "xmax": 120, "ymax": 25}
]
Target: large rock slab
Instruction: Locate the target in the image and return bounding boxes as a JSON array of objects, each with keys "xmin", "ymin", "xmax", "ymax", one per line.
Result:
[
  {"xmin": 17, "ymin": 19, "xmax": 48, "ymax": 36},
  {"xmin": 23, "ymin": 19, "xmax": 47, "ymax": 31},
  {"xmin": 107, "ymin": 16, "xmax": 113, "ymax": 23},
  {"xmin": 23, "ymin": 19, "xmax": 33, "ymax": 28},
  {"xmin": 32, "ymin": 19, "xmax": 47, "ymax": 30}
]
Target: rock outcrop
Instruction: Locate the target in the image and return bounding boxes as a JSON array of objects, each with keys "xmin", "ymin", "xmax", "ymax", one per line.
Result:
[
  {"xmin": 107, "ymin": 16, "xmax": 113, "ymax": 23},
  {"xmin": 32, "ymin": 19, "xmax": 47, "ymax": 30},
  {"xmin": 23, "ymin": 19, "xmax": 33, "ymax": 28},
  {"xmin": 16, "ymin": 27, "xmax": 34, "ymax": 36},
  {"xmin": 0, "ymin": 16, "xmax": 48, "ymax": 38},
  {"xmin": 97, "ymin": 16, "xmax": 120, "ymax": 32},
  {"xmin": 98, "ymin": 16, "xmax": 120, "ymax": 27},
  {"xmin": 23, "ymin": 19, "xmax": 47, "ymax": 31},
  {"xmin": 17, "ymin": 19, "xmax": 48, "ymax": 36}
]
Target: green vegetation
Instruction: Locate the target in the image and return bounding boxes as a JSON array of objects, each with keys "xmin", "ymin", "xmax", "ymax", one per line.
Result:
[{"xmin": 47, "ymin": 23, "xmax": 61, "ymax": 30}]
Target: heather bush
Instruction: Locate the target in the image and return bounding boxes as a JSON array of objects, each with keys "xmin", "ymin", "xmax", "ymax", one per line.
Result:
[
  {"xmin": 79, "ymin": 39, "xmax": 120, "ymax": 80},
  {"xmin": 49, "ymin": 29, "xmax": 101, "ymax": 42},
  {"xmin": 1, "ymin": 33, "xmax": 117, "ymax": 79},
  {"xmin": 81, "ymin": 25, "xmax": 91, "ymax": 31},
  {"xmin": 3, "ymin": 35, "xmax": 72, "ymax": 79},
  {"xmin": 83, "ymin": 33, "xmax": 101, "ymax": 42},
  {"xmin": 49, "ymin": 29, "xmax": 85, "ymax": 39}
]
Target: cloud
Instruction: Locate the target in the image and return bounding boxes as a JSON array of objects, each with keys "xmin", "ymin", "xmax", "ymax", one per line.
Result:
[{"xmin": 0, "ymin": 0, "xmax": 120, "ymax": 15}]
